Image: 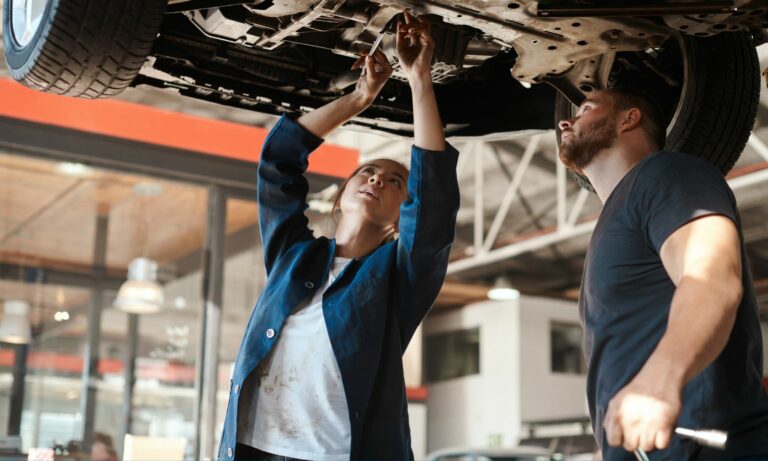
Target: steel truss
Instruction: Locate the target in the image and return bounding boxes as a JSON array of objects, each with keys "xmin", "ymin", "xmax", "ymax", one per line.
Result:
[{"xmin": 448, "ymin": 131, "xmax": 768, "ymax": 276}]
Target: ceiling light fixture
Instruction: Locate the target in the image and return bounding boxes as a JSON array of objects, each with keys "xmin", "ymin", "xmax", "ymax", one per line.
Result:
[
  {"xmin": 114, "ymin": 258, "xmax": 165, "ymax": 314},
  {"xmin": 487, "ymin": 276, "xmax": 520, "ymax": 301},
  {"xmin": 0, "ymin": 299, "xmax": 32, "ymax": 344},
  {"xmin": 54, "ymin": 311, "xmax": 70, "ymax": 322},
  {"xmin": 56, "ymin": 162, "xmax": 93, "ymax": 176}
]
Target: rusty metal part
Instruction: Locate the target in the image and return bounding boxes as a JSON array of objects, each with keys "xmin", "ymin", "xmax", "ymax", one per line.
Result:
[
  {"xmin": 763, "ymin": 67, "xmax": 768, "ymax": 90},
  {"xmin": 185, "ymin": 8, "xmax": 262, "ymax": 46},
  {"xmin": 242, "ymin": 0, "xmax": 319, "ymax": 17},
  {"xmin": 168, "ymin": 1, "xmax": 261, "ymax": 14},
  {"xmin": 335, "ymin": 5, "xmax": 398, "ymax": 56},
  {"xmin": 256, "ymin": 0, "xmax": 346, "ymax": 49},
  {"xmin": 536, "ymin": 1, "xmax": 735, "ymax": 17},
  {"xmin": 661, "ymin": 0, "xmax": 767, "ymax": 37},
  {"xmin": 371, "ymin": 0, "xmax": 670, "ymax": 84},
  {"xmin": 180, "ymin": 0, "xmax": 766, "ymax": 90}
]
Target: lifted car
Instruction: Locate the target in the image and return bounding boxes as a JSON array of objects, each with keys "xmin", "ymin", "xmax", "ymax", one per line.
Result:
[{"xmin": 3, "ymin": 0, "xmax": 766, "ymax": 175}]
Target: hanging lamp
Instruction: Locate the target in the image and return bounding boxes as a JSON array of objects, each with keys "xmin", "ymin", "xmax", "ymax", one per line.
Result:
[
  {"xmin": 487, "ymin": 276, "xmax": 520, "ymax": 301},
  {"xmin": 114, "ymin": 257, "xmax": 164, "ymax": 314},
  {"xmin": 0, "ymin": 299, "xmax": 32, "ymax": 344}
]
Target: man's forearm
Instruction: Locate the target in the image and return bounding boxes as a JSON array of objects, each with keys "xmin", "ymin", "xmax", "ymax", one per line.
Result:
[
  {"xmin": 603, "ymin": 216, "xmax": 744, "ymax": 452},
  {"xmin": 637, "ymin": 274, "xmax": 742, "ymax": 388}
]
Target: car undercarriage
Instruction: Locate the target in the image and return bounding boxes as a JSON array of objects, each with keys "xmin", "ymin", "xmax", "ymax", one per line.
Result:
[
  {"xmin": 3, "ymin": 0, "xmax": 767, "ymax": 172},
  {"xmin": 130, "ymin": 0, "xmax": 767, "ymax": 135}
]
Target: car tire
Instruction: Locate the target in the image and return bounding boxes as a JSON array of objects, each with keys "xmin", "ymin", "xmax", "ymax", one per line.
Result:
[
  {"xmin": 3, "ymin": 0, "xmax": 166, "ymax": 98},
  {"xmin": 555, "ymin": 31, "xmax": 760, "ymax": 191}
]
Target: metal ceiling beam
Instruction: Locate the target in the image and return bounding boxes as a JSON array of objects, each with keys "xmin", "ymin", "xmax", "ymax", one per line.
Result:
[
  {"xmin": 483, "ymin": 134, "xmax": 541, "ymax": 252},
  {"xmin": 449, "ymin": 152, "xmax": 768, "ymax": 276},
  {"xmin": 0, "ymin": 263, "xmax": 123, "ymax": 291},
  {"xmin": 449, "ymin": 220, "xmax": 597, "ymax": 274},
  {"xmin": 748, "ymin": 134, "xmax": 768, "ymax": 163},
  {"xmin": 566, "ymin": 189, "xmax": 590, "ymax": 228},
  {"xmin": 473, "ymin": 142, "xmax": 485, "ymax": 252}
]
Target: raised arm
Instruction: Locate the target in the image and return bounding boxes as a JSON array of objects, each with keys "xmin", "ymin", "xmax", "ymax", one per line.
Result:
[
  {"xmin": 396, "ymin": 11, "xmax": 445, "ymax": 151},
  {"xmin": 298, "ymin": 50, "xmax": 392, "ymax": 138},
  {"xmin": 393, "ymin": 12, "xmax": 459, "ymax": 343},
  {"xmin": 259, "ymin": 51, "xmax": 392, "ymax": 273},
  {"xmin": 604, "ymin": 215, "xmax": 743, "ymax": 452}
]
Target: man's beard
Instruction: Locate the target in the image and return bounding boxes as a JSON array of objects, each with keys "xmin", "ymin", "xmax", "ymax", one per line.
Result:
[{"xmin": 558, "ymin": 116, "xmax": 617, "ymax": 172}]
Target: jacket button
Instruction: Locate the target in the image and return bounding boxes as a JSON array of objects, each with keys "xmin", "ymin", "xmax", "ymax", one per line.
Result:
[
  {"xmin": 304, "ymin": 281, "xmax": 314, "ymax": 289},
  {"xmin": 233, "ymin": 384, "xmax": 239, "ymax": 394},
  {"xmin": 227, "ymin": 447, "xmax": 233, "ymax": 457},
  {"xmin": 266, "ymin": 328, "xmax": 275, "ymax": 339}
]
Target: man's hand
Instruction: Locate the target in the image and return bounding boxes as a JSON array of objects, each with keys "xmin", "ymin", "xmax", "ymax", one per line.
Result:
[
  {"xmin": 396, "ymin": 11, "xmax": 434, "ymax": 82},
  {"xmin": 604, "ymin": 372, "xmax": 682, "ymax": 452},
  {"xmin": 350, "ymin": 48, "xmax": 393, "ymax": 106},
  {"xmin": 603, "ymin": 215, "xmax": 742, "ymax": 455}
]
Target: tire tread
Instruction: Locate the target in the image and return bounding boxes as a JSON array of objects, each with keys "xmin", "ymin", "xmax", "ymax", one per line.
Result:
[
  {"xmin": 555, "ymin": 31, "xmax": 760, "ymax": 191},
  {"xmin": 5, "ymin": 0, "xmax": 167, "ymax": 98}
]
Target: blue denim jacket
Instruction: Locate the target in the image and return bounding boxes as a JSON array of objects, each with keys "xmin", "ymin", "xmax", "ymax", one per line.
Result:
[{"xmin": 217, "ymin": 115, "xmax": 460, "ymax": 460}]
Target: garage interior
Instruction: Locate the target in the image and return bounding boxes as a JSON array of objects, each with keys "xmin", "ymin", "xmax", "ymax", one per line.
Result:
[{"xmin": 1, "ymin": 1, "xmax": 768, "ymax": 461}]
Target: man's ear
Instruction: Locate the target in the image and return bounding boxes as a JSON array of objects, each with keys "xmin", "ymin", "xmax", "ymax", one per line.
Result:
[{"xmin": 618, "ymin": 108, "xmax": 642, "ymax": 133}]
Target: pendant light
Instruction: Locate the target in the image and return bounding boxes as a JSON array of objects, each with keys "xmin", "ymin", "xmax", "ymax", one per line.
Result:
[
  {"xmin": 0, "ymin": 299, "xmax": 32, "ymax": 344},
  {"xmin": 487, "ymin": 276, "xmax": 520, "ymax": 301},
  {"xmin": 114, "ymin": 257, "xmax": 164, "ymax": 314}
]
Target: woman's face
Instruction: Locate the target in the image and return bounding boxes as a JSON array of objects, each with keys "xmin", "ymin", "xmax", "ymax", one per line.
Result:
[{"xmin": 338, "ymin": 159, "xmax": 409, "ymax": 228}]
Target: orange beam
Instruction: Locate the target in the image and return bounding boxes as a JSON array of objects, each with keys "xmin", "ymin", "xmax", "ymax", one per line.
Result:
[
  {"xmin": 0, "ymin": 350, "xmax": 429, "ymax": 395},
  {"xmin": 0, "ymin": 350, "xmax": 122, "ymax": 374},
  {"xmin": 0, "ymin": 78, "xmax": 359, "ymax": 178},
  {"xmin": 406, "ymin": 386, "xmax": 428, "ymax": 402}
]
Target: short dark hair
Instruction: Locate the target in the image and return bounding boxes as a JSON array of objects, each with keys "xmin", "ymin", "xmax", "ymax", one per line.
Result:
[{"xmin": 607, "ymin": 89, "xmax": 667, "ymax": 150}]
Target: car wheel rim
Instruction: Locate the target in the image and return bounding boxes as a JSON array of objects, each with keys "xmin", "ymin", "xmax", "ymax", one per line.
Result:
[{"xmin": 11, "ymin": 0, "xmax": 50, "ymax": 47}]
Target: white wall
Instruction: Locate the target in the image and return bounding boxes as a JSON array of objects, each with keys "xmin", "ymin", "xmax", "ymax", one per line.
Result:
[
  {"xmin": 424, "ymin": 300, "xmax": 522, "ymax": 451},
  {"xmin": 405, "ymin": 327, "xmax": 426, "ymax": 459},
  {"xmin": 519, "ymin": 296, "xmax": 588, "ymax": 423},
  {"xmin": 423, "ymin": 296, "xmax": 589, "ymax": 452},
  {"xmin": 408, "ymin": 402, "xmax": 427, "ymax": 460},
  {"xmin": 404, "ymin": 324, "xmax": 423, "ymax": 388},
  {"xmin": 762, "ymin": 321, "xmax": 768, "ymax": 374}
]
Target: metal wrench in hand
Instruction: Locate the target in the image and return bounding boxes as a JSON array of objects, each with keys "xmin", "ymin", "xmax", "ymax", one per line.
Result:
[{"xmin": 633, "ymin": 427, "xmax": 727, "ymax": 461}]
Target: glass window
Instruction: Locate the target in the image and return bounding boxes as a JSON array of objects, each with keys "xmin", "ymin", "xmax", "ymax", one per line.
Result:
[
  {"xmin": 0, "ymin": 152, "xmax": 204, "ymax": 459},
  {"xmin": 0, "ymin": 344, "xmax": 11, "ymax": 437},
  {"xmin": 215, "ymin": 197, "xmax": 263, "ymax": 451},
  {"xmin": 424, "ymin": 328, "xmax": 480, "ymax": 383},
  {"xmin": 550, "ymin": 321, "xmax": 586, "ymax": 375}
]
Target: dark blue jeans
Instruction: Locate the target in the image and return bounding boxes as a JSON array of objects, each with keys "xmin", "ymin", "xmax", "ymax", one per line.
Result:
[{"xmin": 234, "ymin": 443, "xmax": 309, "ymax": 461}]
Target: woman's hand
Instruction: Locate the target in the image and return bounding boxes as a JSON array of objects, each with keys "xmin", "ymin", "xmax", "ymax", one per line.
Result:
[
  {"xmin": 396, "ymin": 11, "xmax": 434, "ymax": 82},
  {"xmin": 350, "ymin": 49, "xmax": 393, "ymax": 107},
  {"xmin": 297, "ymin": 48, "xmax": 391, "ymax": 137}
]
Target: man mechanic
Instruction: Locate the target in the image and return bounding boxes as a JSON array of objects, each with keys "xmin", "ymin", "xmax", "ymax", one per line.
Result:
[{"xmin": 557, "ymin": 88, "xmax": 768, "ymax": 460}]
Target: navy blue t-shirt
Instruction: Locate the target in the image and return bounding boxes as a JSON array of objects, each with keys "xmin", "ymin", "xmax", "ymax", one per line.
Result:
[{"xmin": 581, "ymin": 151, "xmax": 768, "ymax": 460}]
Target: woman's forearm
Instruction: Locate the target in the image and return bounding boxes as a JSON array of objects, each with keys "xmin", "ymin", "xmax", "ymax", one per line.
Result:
[
  {"xmin": 409, "ymin": 75, "xmax": 445, "ymax": 151},
  {"xmin": 297, "ymin": 91, "xmax": 370, "ymax": 139}
]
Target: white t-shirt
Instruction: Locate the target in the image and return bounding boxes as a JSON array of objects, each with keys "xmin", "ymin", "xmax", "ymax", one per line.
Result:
[{"xmin": 237, "ymin": 257, "xmax": 352, "ymax": 461}]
